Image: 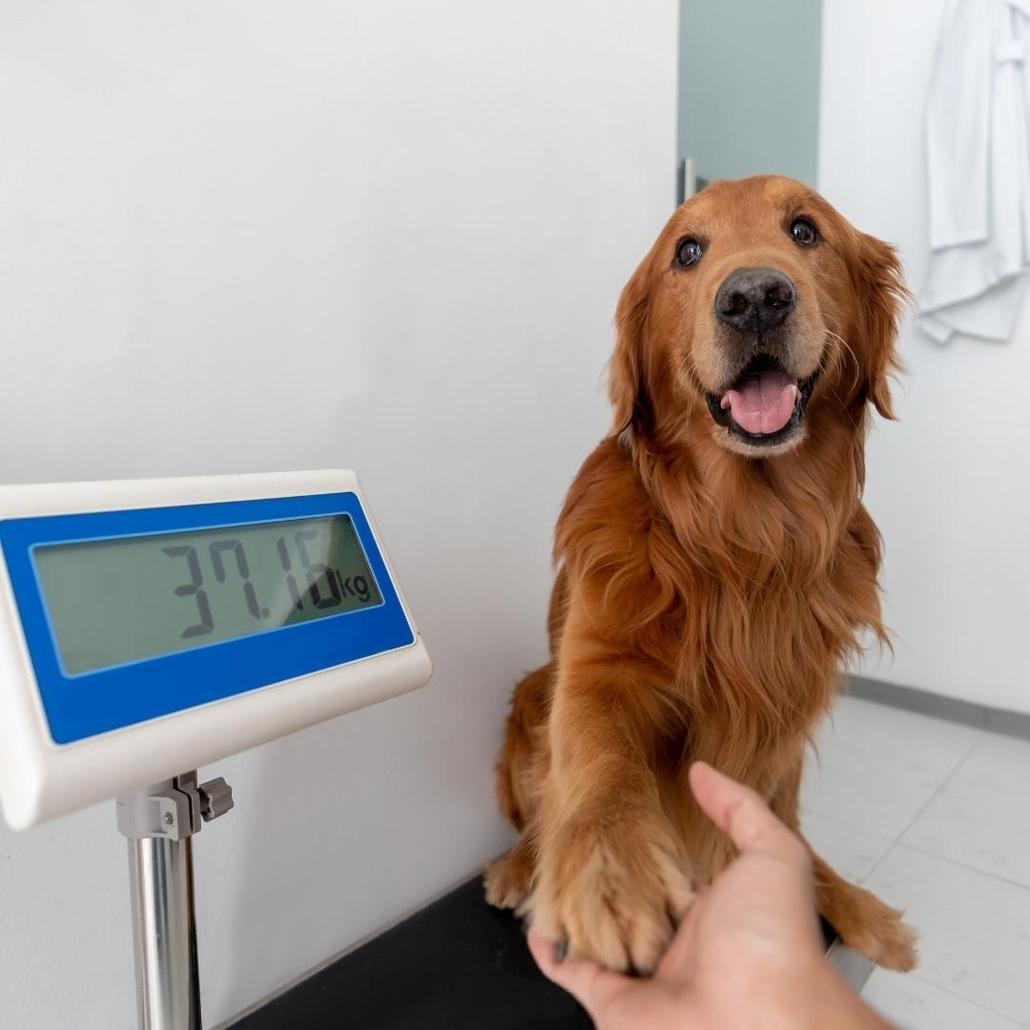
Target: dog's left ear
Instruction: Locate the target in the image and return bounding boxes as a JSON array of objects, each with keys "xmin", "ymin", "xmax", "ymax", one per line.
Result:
[{"xmin": 854, "ymin": 232, "xmax": 907, "ymax": 419}]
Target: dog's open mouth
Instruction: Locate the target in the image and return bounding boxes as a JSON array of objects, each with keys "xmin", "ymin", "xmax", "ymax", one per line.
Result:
[{"xmin": 705, "ymin": 355, "xmax": 819, "ymax": 446}]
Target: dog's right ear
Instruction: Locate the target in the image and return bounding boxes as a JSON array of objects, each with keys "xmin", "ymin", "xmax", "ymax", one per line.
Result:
[{"xmin": 609, "ymin": 256, "xmax": 654, "ymax": 439}]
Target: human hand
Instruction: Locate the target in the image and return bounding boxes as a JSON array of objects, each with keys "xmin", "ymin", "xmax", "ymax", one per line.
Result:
[{"xmin": 528, "ymin": 761, "xmax": 889, "ymax": 1029}]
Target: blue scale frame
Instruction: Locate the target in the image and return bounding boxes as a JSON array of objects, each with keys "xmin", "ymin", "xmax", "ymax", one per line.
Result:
[{"xmin": 0, "ymin": 492, "xmax": 415, "ymax": 745}]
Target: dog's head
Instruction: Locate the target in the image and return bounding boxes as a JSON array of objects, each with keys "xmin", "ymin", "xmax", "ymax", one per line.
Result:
[{"xmin": 611, "ymin": 175, "xmax": 905, "ymax": 458}]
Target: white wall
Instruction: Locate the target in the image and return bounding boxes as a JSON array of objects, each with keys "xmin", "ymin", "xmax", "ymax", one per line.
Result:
[
  {"xmin": 0, "ymin": 4, "xmax": 678, "ymax": 1026},
  {"xmin": 820, "ymin": 0, "xmax": 1030, "ymax": 715}
]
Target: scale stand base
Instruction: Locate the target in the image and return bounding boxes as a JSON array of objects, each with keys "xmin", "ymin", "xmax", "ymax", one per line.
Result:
[{"xmin": 117, "ymin": 771, "xmax": 234, "ymax": 1030}]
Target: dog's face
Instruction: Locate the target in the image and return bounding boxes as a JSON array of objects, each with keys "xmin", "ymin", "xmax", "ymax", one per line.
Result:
[{"xmin": 611, "ymin": 176, "xmax": 904, "ymax": 457}]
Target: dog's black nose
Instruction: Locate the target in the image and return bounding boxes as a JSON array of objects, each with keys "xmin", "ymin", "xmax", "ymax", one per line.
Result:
[{"xmin": 715, "ymin": 267, "xmax": 796, "ymax": 331}]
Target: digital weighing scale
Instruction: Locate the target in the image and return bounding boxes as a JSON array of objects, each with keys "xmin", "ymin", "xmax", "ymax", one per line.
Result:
[{"xmin": 0, "ymin": 470, "xmax": 431, "ymax": 1030}]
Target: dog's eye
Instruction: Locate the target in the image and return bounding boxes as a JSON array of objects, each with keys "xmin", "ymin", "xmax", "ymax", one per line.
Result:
[
  {"xmin": 790, "ymin": 218, "xmax": 818, "ymax": 246},
  {"xmin": 675, "ymin": 238, "xmax": 703, "ymax": 267}
]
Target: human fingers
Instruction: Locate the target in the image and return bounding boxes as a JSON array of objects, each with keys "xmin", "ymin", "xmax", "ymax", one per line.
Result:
[{"xmin": 527, "ymin": 931, "xmax": 635, "ymax": 1021}]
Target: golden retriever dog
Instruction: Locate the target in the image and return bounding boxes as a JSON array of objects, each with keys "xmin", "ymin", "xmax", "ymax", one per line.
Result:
[{"xmin": 484, "ymin": 175, "xmax": 917, "ymax": 974}]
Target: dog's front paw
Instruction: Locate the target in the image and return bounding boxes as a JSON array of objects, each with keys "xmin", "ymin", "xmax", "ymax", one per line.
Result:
[{"xmin": 527, "ymin": 814, "xmax": 694, "ymax": 973}]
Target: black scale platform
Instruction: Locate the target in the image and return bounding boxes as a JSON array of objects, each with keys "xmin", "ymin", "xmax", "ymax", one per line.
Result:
[
  {"xmin": 230, "ymin": 875, "xmax": 837, "ymax": 1030},
  {"xmin": 229, "ymin": 876, "xmax": 589, "ymax": 1030}
]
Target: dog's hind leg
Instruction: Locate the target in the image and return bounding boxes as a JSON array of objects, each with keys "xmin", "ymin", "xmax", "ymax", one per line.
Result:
[
  {"xmin": 485, "ymin": 836, "xmax": 535, "ymax": 910},
  {"xmin": 493, "ymin": 663, "xmax": 553, "ymax": 831},
  {"xmin": 810, "ymin": 853, "xmax": 918, "ymax": 971},
  {"xmin": 769, "ymin": 749, "xmax": 918, "ymax": 971},
  {"xmin": 485, "ymin": 663, "xmax": 554, "ymax": 910}
]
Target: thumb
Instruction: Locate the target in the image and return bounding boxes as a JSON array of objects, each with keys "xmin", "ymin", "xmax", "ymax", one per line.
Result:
[
  {"xmin": 527, "ymin": 932, "xmax": 634, "ymax": 1021},
  {"xmin": 688, "ymin": 761, "xmax": 807, "ymax": 862}
]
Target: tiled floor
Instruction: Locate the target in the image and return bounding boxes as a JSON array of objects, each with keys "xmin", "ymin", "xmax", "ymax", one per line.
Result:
[{"xmin": 802, "ymin": 697, "xmax": 1030, "ymax": 1029}]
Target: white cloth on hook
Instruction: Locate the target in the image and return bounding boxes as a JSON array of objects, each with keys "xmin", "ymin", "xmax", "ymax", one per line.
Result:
[{"xmin": 917, "ymin": 0, "xmax": 1030, "ymax": 343}]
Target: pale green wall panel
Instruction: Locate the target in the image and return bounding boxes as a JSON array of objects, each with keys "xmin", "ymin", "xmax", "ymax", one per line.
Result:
[{"xmin": 678, "ymin": 0, "xmax": 822, "ymax": 192}]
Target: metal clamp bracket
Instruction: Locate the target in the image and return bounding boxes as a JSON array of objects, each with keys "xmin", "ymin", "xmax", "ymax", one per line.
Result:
[{"xmin": 116, "ymin": 772, "xmax": 234, "ymax": 842}]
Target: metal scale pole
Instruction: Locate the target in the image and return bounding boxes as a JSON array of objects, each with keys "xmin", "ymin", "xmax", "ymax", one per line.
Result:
[{"xmin": 116, "ymin": 771, "xmax": 234, "ymax": 1030}]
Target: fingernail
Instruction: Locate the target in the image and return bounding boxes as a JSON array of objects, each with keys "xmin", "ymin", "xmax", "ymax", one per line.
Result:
[{"xmin": 554, "ymin": 938, "xmax": 568, "ymax": 963}]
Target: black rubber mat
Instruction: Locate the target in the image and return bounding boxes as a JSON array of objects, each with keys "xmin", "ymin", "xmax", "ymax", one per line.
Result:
[
  {"xmin": 230, "ymin": 874, "xmax": 837, "ymax": 1029},
  {"xmin": 228, "ymin": 876, "xmax": 591, "ymax": 1030}
]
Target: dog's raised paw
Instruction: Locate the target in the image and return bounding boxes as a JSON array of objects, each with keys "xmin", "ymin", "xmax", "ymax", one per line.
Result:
[{"xmin": 527, "ymin": 816, "xmax": 694, "ymax": 973}]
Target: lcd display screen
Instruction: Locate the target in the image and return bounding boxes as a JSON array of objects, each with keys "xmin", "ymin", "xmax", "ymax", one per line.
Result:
[{"xmin": 33, "ymin": 514, "xmax": 382, "ymax": 675}]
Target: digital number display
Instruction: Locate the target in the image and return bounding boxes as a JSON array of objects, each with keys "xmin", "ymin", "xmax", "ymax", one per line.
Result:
[{"xmin": 33, "ymin": 514, "xmax": 382, "ymax": 676}]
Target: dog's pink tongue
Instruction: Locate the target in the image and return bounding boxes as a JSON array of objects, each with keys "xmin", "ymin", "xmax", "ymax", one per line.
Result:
[{"xmin": 721, "ymin": 370, "xmax": 799, "ymax": 435}]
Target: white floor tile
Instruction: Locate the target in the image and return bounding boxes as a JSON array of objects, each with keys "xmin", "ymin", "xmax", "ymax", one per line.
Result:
[
  {"xmin": 801, "ymin": 697, "xmax": 981, "ymax": 839},
  {"xmin": 864, "ymin": 845, "xmax": 1030, "ymax": 1025},
  {"xmin": 901, "ymin": 732, "xmax": 1030, "ymax": 889},
  {"xmin": 862, "ymin": 970, "xmax": 1025, "ymax": 1030},
  {"xmin": 801, "ymin": 810, "xmax": 893, "ymax": 883},
  {"xmin": 824, "ymin": 696, "xmax": 978, "ymax": 757}
]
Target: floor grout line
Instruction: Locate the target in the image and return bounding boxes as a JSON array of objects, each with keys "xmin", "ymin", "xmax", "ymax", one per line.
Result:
[
  {"xmin": 898, "ymin": 970, "xmax": 1030, "ymax": 1028},
  {"xmin": 823, "ymin": 703, "xmax": 1030, "ymax": 1027},
  {"xmin": 800, "ymin": 805, "xmax": 893, "ymax": 839},
  {"xmin": 891, "ymin": 840, "xmax": 1030, "ymax": 895},
  {"xmin": 799, "ymin": 808, "xmax": 895, "ymax": 885},
  {"xmin": 853, "ymin": 731, "xmax": 984, "ymax": 887},
  {"xmin": 897, "ymin": 731, "xmax": 983, "ymax": 839}
]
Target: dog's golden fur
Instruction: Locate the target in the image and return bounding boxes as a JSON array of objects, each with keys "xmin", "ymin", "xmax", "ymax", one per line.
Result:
[{"xmin": 485, "ymin": 175, "xmax": 917, "ymax": 973}]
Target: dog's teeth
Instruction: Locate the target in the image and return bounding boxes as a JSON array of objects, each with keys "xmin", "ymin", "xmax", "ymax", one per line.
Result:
[{"xmin": 720, "ymin": 394, "xmax": 731, "ymax": 410}]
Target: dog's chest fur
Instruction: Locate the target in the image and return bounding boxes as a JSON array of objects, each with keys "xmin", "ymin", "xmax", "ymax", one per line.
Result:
[{"xmin": 558, "ymin": 438, "xmax": 884, "ymax": 755}]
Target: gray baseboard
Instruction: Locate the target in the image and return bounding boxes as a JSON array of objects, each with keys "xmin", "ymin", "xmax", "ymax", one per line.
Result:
[{"xmin": 846, "ymin": 675, "xmax": 1030, "ymax": 741}]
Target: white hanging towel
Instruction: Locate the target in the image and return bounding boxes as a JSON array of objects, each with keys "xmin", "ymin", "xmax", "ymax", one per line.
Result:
[{"xmin": 917, "ymin": 0, "xmax": 1030, "ymax": 343}]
